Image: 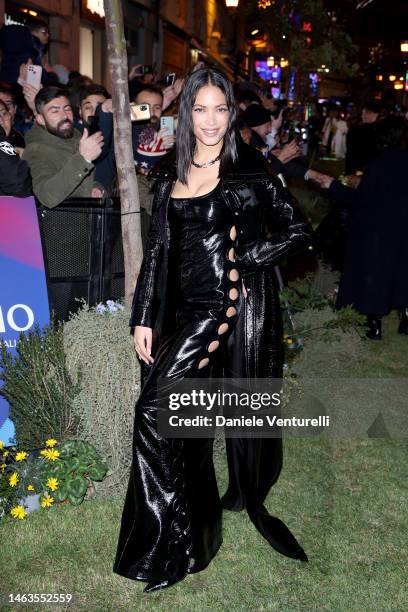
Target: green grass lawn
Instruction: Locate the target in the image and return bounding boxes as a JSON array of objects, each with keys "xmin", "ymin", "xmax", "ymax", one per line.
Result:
[
  {"xmin": 1, "ymin": 439, "xmax": 407, "ymax": 611},
  {"xmin": 1, "ymin": 312, "xmax": 407, "ymax": 611}
]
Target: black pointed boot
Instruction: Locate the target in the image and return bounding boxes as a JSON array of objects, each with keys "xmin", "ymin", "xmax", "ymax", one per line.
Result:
[
  {"xmin": 366, "ymin": 316, "xmax": 382, "ymax": 340},
  {"xmin": 398, "ymin": 309, "xmax": 408, "ymax": 335}
]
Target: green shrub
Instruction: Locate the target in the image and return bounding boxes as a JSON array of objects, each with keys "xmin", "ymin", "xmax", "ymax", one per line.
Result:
[
  {"xmin": 0, "ymin": 324, "xmax": 81, "ymax": 448},
  {"xmin": 63, "ymin": 303, "xmax": 139, "ymax": 498},
  {"xmin": 289, "ymin": 306, "xmax": 367, "ymax": 378}
]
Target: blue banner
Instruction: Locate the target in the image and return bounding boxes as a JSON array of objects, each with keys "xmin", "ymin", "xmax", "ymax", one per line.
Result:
[{"xmin": 0, "ymin": 196, "xmax": 50, "ymax": 444}]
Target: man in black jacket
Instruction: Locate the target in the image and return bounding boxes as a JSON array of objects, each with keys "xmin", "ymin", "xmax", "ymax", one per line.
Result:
[{"xmin": 345, "ymin": 101, "xmax": 380, "ymax": 174}]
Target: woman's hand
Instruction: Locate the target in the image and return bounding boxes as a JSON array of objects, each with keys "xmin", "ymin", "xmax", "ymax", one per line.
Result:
[
  {"xmin": 156, "ymin": 126, "xmax": 175, "ymax": 150},
  {"xmin": 162, "ymin": 78, "xmax": 184, "ymax": 110},
  {"xmin": 307, "ymin": 170, "xmax": 334, "ymax": 189},
  {"xmin": 271, "ymin": 109, "xmax": 283, "ymax": 131},
  {"xmin": 274, "ymin": 140, "xmax": 301, "ymax": 164},
  {"xmin": 134, "ymin": 325, "xmax": 154, "ymax": 364},
  {"xmin": 344, "ymin": 174, "xmax": 361, "ymax": 189},
  {"xmin": 23, "ymin": 82, "xmax": 42, "ymax": 114},
  {"xmin": 315, "ymin": 173, "xmax": 334, "ymax": 189}
]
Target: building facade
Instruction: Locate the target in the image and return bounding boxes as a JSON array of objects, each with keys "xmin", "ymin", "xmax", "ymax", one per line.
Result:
[{"xmin": 0, "ymin": 0, "xmax": 249, "ymax": 87}]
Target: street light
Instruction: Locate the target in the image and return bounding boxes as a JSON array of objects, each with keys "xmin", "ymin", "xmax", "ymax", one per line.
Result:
[
  {"xmin": 225, "ymin": 0, "xmax": 240, "ymax": 82},
  {"xmin": 401, "ymin": 41, "xmax": 408, "ymax": 53}
]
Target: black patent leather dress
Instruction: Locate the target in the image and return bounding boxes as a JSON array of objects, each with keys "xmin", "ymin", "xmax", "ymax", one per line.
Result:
[{"xmin": 113, "ymin": 183, "xmax": 246, "ymax": 588}]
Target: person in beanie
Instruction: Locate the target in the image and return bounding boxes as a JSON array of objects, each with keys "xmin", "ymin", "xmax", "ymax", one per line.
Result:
[{"xmin": 242, "ymin": 104, "xmax": 314, "ymax": 181}]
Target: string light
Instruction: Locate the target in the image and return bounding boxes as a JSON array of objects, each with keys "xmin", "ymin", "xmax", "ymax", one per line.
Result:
[{"xmin": 258, "ymin": 0, "xmax": 273, "ymax": 8}]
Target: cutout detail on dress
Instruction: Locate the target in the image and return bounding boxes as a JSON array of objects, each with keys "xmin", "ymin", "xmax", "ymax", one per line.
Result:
[
  {"xmin": 228, "ymin": 247, "xmax": 236, "ymax": 262},
  {"xmin": 229, "ymin": 268, "xmax": 239, "ymax": 281},
  {"xmin": 198, "ymin": 357, "xmax": 210, "ymax": 369}
]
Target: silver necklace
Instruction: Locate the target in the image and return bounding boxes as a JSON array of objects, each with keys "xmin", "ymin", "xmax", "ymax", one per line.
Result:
[{"xmin": 191, "ymin": 155, "xmax": 221, "ymax": 168}]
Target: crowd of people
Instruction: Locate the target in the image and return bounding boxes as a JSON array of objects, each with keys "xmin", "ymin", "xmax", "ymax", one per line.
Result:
[{"xmin": 0, "ymin": 16, "xmax": 407, "ymax": 338}]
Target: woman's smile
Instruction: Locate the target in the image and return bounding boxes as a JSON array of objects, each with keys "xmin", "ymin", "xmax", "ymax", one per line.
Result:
[{"xmin": 202, "ymin": 128, "xmax": 220, "ymax": 136}]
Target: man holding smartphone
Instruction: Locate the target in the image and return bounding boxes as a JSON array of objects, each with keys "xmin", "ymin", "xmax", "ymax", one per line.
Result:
[
  {"xmin": 23, "ymin": 86, "xmax": 105, "ymax": 208},
  {"xmin": 132, "ymin": 85, "xmax": 170, "ymax": 168},
  {"xmin": 131, "ymin": 85, "xmax": 176, "ymax": 222}
]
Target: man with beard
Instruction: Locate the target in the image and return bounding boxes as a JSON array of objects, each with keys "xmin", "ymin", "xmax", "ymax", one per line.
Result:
[
  {"xmin": 76, "ymin": 84, "xmax": 115, "ymax": 193},
  {"xmin": 132, "ymin": 83, "xmax": 175, "ymax": 178},
  {"xmin": 23, "ymin": 86, "xmax": 104, "ymax": 208},
  {"xmin": 130, "ymin": 83, "xmax": 176, "ymax": 241}
]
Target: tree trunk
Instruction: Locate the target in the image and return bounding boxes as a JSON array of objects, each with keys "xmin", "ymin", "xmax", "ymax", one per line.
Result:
[{"xmin": 104, "ymin": 0, "xmax": 142, "ymax": 307}]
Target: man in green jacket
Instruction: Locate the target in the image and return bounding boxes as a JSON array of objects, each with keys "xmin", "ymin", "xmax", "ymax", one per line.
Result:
[{"xmin": 23, "ymin": 86, "xmax": 105, "ymax": 208}]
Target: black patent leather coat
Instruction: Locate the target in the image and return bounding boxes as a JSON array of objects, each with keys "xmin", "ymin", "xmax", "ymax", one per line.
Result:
[
  {"xmin": 130, "ymin": 142, "xmax": 312, "ymax": 380},
  {"xmin": 129, "ymin": 142, "xmax": 312, "ymax": 560}
]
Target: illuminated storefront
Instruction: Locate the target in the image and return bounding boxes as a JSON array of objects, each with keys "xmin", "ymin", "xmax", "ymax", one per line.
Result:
[
  {"xmin": 1, "ymin": 1, "xmax": 79, "ymax": 73},
  {"xmin": 80, "ymin": 0, "xmax": 106, "ymax": 83}
]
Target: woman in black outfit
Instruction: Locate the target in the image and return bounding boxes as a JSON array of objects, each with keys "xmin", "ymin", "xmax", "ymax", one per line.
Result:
[
  {"xmin": 315, "ymin": 116, "xmax": 408, "ymax": 339},
  {"xmin": 113, "ymin": 68, "xmax": 311, "ymax": 592}
]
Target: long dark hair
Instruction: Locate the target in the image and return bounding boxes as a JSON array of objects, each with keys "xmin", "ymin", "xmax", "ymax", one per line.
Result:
[{"xmin": 176, "ymin": 68, "xmax": 238, "ymax": 184}]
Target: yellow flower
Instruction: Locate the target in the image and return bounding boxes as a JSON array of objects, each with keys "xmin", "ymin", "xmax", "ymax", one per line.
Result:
[
  {"xmin": 40, "ymin": 494, "xmax": 54, "ymax": 508},
  {"xmin": 9, "ymin": 472, "xmax": 19, "ymax": 487},
  {"xmin": 285, "ymin": 338, "xmax": 293, "ymax": 345},
  {"xmin": 27, "ymin": 484, "xmax": 35, "ymax": 491},
  {"xmin": 0, "ymin": 440, "xmax": 4, "ymax": 450},
  {"xmin": 3, "ymin": 450, "xmax": 9, "ymax": 458},
  {"xmin": 41, "ymin": 448, "xmax": 60, "ymax": 461},
  {"xmin": 10, "ymin": 505, "xmax": 27, "ymax": 519},
  {"xmin": 15, "ymin": 451, "xmax": 28, "ymax": 462},
  {"xmin": 0, "ymin": 463, "xmax": 6, "ymax": 473},
  {"xmin": 46, "ymin": 477, "xmax": 58, "ymax": 491},
  {"xmin": 45, "ymin": 438, "xmax": 58, "ymax": 448}
]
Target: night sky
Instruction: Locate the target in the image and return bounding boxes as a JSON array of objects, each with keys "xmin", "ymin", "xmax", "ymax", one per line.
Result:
[{"xmin": 329, "ymin": 0, "xmax": 408, "ymax": 45}]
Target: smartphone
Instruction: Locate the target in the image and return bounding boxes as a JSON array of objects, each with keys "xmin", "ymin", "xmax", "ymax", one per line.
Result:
[
  {"xmin": 160, "ymin": 115, "xmax": 174, "ymax": 136},
  {"xmin": 130, "ymin": 103, "xmax": 151, "ymax": 122},
  {"xmin": 164, "ymin": 73, "xmax": 176, "ymax": 87},
  {"xmin": 26, "ymin": 64, "xmax": 42, "ymax": 89},
  {"xmin": 87, "ymin": 115, "xmax": 100, "ymax": 135}
]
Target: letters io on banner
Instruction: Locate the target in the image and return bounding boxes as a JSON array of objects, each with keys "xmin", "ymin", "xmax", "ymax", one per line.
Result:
[{"xmin": 0, "ymin": 196, "xmax": 50, "ymax": 444}]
